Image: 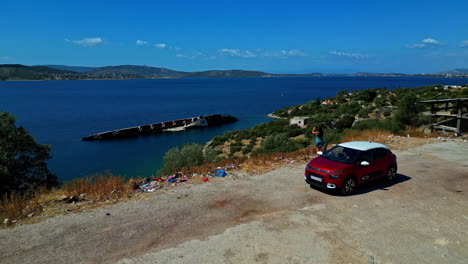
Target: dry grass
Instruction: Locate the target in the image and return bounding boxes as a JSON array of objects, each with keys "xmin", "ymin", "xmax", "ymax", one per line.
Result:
[
  {"xmin": 403, "ymin": 126, "xmax": 442, "ymax": 138},
  {"xmin": 241, "ymin": 147, "xmax": 314, "ymax": 174},
  {"xmin": 62, "ymin": 173, "xmax": 133, "ymax": 201},
  {"xmin": 0, "ymin": 187, "xmax": 47, "ymax": 224},
  {"xmin": 1, "ymin": 173, "xmax": 133, "ymax": 226},
  {"xmin": 341, "ymin": 129, "xmax": 392, "ymax": 144}
]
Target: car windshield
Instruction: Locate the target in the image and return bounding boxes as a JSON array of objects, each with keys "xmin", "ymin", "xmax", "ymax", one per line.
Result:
[{"xmin": 322, "ymin": 145, "xmax": 361, "ymax": 164}]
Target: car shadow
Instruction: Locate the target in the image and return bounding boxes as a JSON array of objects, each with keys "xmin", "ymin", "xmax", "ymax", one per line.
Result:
[
  {"xmin": 353, "ymin": 173, "xmax": 412, "ymax": 195},
  {"xmin": 309, "ymin": 173, "xmax": 412, "ymax": 196}
]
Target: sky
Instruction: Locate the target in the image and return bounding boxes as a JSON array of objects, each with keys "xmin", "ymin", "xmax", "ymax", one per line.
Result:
[{"xmin": 1, "ymin": 0, "xmax": 467, "ymax": 73}]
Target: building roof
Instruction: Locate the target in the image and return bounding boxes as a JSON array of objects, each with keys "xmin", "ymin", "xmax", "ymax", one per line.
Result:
[
  {"xmin": 290, "ymin": 116, "xmax": 308, "ymax": 121},
  {"xmin": 338, "ymin": 141, "xmax": 389, "ymax": 151},
  {"xmin": 420, "ymin": 98, "xmax": 468, "ymax": 103}
]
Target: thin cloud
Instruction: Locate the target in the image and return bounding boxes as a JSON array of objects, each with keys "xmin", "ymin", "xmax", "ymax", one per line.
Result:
[
  {"xmin": 262, "ymin": 49, "xmax": 308, "ymax": 57},
  {"xmin": 460, "ymin": 40, "xmax": 468, "ymax": 48},
  {"xmin": 176, "ymin": 51, "xmax": 205, "ymax": 59},
  {"xmin": 218, "ymin": 48, "xmax": 256, "ymax": 58},
  {"xmin": 406, "ymin": 38, "xmax": 442, "ymax": 49},
  {"xmin": 218, "ymin": 48, "xmax": 257, "ymax": 58},
  {"xmin": 0, "ymin": 56, "xmax": 11, "ymax": 60},
  {"xmin": 155, "ymin": 43, "xmax": 167, "ymax": 48},
  {"xmin": 218, "ymin": 48, "xmax": 307, "ymax": 58},
  {"xmin": 136, "ymin": 40, "xmax": 149, "ymax": 46},
  {"xmin": 406, "ymin": 43, "xmax": 426, "ymax": 49},
  {"xmin": 65, "ymin": 37, "xmax": 103, "ymax": 47},
  {"xmin": 328, "ymin": 51, "xmax": 368, "ymax": 59}
]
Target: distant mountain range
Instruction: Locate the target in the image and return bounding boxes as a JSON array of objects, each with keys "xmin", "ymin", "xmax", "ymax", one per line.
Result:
[
  {"xmin": 437, "ymin": 69, "xmax": 468, "ymax": 75},
  {"xmin": 1, "ymin": 64, "xmax": 467, "ymax": 81}
]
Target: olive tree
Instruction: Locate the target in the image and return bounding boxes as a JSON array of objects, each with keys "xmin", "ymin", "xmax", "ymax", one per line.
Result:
[{"xmin": 0, "ymin": 112, "xmax": 58, "ymax": 195}]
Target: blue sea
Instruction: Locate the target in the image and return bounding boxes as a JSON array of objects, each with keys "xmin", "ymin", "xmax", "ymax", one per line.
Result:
[{"xmin": 1, "ymin": 76, "xmax": 467, "ymax": 181}]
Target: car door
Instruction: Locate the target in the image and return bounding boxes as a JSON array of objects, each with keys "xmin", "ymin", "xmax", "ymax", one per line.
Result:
[
  {"xmin": 356, "ymin": 150, "xmax": 376, "ymax": 182},
  {"xmin": 372, "ymin": 148, "xmax": 389, "ymax": 178}
]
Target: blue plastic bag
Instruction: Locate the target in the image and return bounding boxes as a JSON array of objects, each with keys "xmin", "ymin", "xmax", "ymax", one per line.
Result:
[{"xmin": 214, "ymin": 170, "xmax": 227, "ymax": 177}]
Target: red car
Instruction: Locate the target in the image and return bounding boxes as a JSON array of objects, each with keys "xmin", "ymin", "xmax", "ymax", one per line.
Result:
[{"xmin": 304, "ymin": 141, "xmax": 397, "ymax": 195}]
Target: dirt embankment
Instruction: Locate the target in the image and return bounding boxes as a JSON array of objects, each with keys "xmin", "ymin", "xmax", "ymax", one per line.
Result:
[{"xmin": 0, "ymin": 139, "xmax": 467, "ymax": 264}]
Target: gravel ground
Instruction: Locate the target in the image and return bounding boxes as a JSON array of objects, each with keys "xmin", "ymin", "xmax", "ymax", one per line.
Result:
[{"xmin": 1, "ymin": 141, "xmax": 467, "ymax": 264}]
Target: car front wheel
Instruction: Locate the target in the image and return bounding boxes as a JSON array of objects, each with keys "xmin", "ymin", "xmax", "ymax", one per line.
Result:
[
  {"xmin": 341, "ymin": 177, "xmax": 357, "ymax": 195},
  {"xmin": 386, "ymin": 166, "xmax": 397, "ymax": 181}
]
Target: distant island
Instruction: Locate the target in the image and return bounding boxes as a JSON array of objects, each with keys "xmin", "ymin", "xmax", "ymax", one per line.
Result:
[{"xmin": 1, "ymin": 64, "xmax": 468, "ymax": 81}]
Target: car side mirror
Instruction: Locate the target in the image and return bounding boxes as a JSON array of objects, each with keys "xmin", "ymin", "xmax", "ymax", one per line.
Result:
[
  {"xmin": 360, "ymin": 161, "xmax": 370, "ymax": 166},
  {"xmin": 317, "ymin": 151, "xmax": 323, "ymax": 156}
]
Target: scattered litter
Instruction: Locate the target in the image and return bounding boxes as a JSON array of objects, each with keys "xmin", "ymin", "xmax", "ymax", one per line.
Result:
[
  {"xmin": 214, "ymin": 170, "xmax": 227, "ymax": 177},
  {"xmin": 134, "ymin": 177, "xmax": 164, "ymax": 192},
  {"xmin": 106, "ymin": 213, "xmax": 111, "ymax": 216},
  {"xmin": 202, "ymin": 178, "xmax": 209, "ymax": 182},
  {"xmin": 4, "ymin": 218, "xmax": 9, "ymax": 225}
]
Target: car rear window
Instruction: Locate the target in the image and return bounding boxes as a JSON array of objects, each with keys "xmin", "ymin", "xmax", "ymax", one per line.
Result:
[{"xmin": 373, "ymin": 148, "xmax": 389, "ymax": 160}]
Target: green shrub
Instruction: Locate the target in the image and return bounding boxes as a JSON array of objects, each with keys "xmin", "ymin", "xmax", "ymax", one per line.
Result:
[
  {"xmin": 230, "ymin": 144, "xmax": 243, "ymax": 154},
  {"xmin": 293, "ymin": 138, "xmax": 310, "ymax": 148},
  {"xmin": 357, "ymin": 108, "xmax": 371, "ymax": 118},
  {"xmin": 336, "ymin": 102, "xmax": 361, "ymax": 115},
  {"xmin": 393, "ymin": 93, "xmax": 423, "ymax": 126},
  {"xmin": 460, "ymin": 88, "xmax": 468, "ymax": 97},
  {"xmin": 324, "ymin": 129, "xmax": 344, "ymax": 144},
  {"xmin": 204, "ymin": 148, "xmax": 221, "ymax": 163},
  {"xmin": 382, "ymin": 108, "xmax": 392, "ymax": 117},
  {"xmin": 252, "ymin": 134, "xmax": 300, "ymax": 156},
  {"xmin": 158, "ymin": 143, "xmax": 214, "ymax": 176},
  {"xmin": 352, "ymin": 118, "xmax": 404, "ymax": 134}
]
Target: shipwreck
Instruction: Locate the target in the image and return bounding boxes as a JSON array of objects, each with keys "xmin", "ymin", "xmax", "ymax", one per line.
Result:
[{"xmin": 81, "ymin": 114, "xmax": 238, "ymax": 141}]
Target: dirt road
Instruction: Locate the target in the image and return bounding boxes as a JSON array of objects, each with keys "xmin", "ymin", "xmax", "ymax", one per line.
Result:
[{"xmin": 1, "ymin": 142, "xmax": 467, "ymax": 264}]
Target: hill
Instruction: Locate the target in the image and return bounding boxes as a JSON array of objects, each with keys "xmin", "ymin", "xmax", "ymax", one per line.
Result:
[
  {"xmin": 44, "ymin": 65, "xmax": 96, "ymax": 73},
  {"xmin": 87, "ymin": 65, "xmax": 186, "ymax": 78},
  {"xmin": 438, "ymin": 69, "xmax": 468, "ymax": 75},
  {"xmin": 184, "ymin": 69, "xmax": 271, "ymax": 78},
  {"xmin": 0, "ymin": 64, "xmax": 76, "ymax": 81}
]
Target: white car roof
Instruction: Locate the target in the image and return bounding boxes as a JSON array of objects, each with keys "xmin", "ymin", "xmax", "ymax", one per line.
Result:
[{"xmin": 338, "ymin": 141, "xmax": 389, "ymax": 151}]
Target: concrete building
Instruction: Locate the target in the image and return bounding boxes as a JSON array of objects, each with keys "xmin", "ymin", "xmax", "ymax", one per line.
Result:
[{"xmin": 290, "ymin": 116, "xmax": 308, "ymax": 127}]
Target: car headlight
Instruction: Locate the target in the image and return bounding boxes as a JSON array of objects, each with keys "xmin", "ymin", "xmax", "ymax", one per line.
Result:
[{"xmin": 327, "ymin": 171, "xmax": 343, "ymax": 179}]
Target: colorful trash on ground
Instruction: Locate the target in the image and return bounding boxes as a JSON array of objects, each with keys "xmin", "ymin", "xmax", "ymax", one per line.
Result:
[{"xmin": 214, "ymin": 170, "xmax": 227, "ymax": 177}]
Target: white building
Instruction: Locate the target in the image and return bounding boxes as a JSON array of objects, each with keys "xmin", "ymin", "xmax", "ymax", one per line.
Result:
[{"xmin": 290, "ymin": 116, "xmax": 308, "ymax": 127}]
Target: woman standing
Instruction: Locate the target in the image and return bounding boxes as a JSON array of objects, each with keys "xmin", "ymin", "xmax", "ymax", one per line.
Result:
[{"xmin": 311, "ymin": 126, "xmax": 324, "ymax": 152}]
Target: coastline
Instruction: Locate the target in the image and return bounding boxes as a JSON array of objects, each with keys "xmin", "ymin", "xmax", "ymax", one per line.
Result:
[
  {"xmin": 266, "ymin": 113, "xmax": 285, "ymax": 119},
  {"xmin": 3, "ymin": 75, "xmax": 468, "ymax": 82}
]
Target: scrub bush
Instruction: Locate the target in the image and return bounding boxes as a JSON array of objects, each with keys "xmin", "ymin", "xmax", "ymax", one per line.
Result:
[
  {"xmin": 251, "ymin": 133, "xmax": 300, "ymax": 156},
  {"xmin": 158, "ymin": 143, "xmax": 216, "ymax": 176},
  {"xmin": 353, "ymin": 118, "xmax": 404, "ymax": 134}
]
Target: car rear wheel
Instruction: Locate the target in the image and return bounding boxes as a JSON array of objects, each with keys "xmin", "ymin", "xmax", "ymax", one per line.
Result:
[
  {"xmin": 341, "ymin": 177, "xmax": 357, "ymax": 195},
  {"xmin": 386, "ymin": 166, "xmax": 397, "ymax": 181}
]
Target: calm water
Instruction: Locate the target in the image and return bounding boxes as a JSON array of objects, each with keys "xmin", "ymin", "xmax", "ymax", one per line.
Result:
[{"xmin": 1, "ymin": 77, "xmax": 467, "ymax": 181}]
